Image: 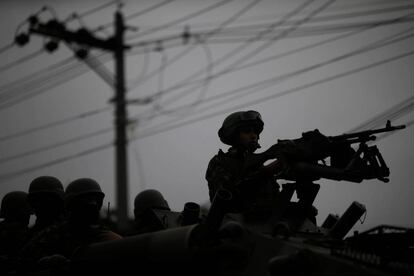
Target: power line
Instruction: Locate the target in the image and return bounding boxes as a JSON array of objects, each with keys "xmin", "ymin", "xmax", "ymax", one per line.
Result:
[
  {"xmin": 349, "ymin": 96, "xmax": 414, "ymax": 132},
  {"xmin": 0, "ymin": 0, "xmax": 246, "ymax": 109},
  {"xmin": 178, "ymin": 0, "xmax": 412, "ymax": 29},
  {"xmin": 128, "ymin": 0, "xmax": 317, "ymax": 109},
  {"xmin": 0, "ymin": 0, "xmax": 408, "ymax": 133},
  {"xmin": 134, "ymin": 49, "xmax": 414, "ymax": 140},
  {"xmin": 96, "ymin": 0, "xmax": 177, "ymax": 31},
  {"xmin": 129, "ymin": 11, "xmax": 414, "ymax": 121},
  {"xmin": 135, "ymin": 0, "xmax": 334, "ymax": 113},
  {"xmin": 0, "ymin": 142, "xmax": 113, "ymax": 181},
  {"xmin": 68, "ymin": 0, "xmax": 118, "ymax": 20},
  {"xmin": 150, "ymin": 24, "xmax": 414, "ymax": 118},
  {"xmin": 1, "ymin": 47, "xmax": 412, "ymax": 180},
  {"xmin": 0, "ymin": 127, "xmax": 113, "ymax": 164},
  {"xmin": 126, "ymin": 0, "xmax": 235, "ymax": 40},
  {"xmin": 127, "ymin": 0, "xmax": 265, "ymax": 91},
  {"xmin": 184, "ymin": 3, "xmax": 414, "ymax": 36},
  {"xmin": 206, "ymin": 17, "xmax": 414, "ymax": 42},
  {"xmin": 1, "ymin": 10, "xmax": 407, "ymax": 108},
  {"xmin": 0, "ymin": 49, "xmax": 44, "ymax": 74},
  {"xmin": 151, "ymin": 34, "xmax": 214, "ymax": 116},
  {"xmin": 0, "ymin": 58, "xmax": 88, "ymax": 109},
  {"xmin": 1, "ymin": 3, "xmax": 410, "ymax": 109},
  {"xmin": 0, "ymin": 106, "xmax": 111, "ymax": 142},
  {"xmin": 0, "ymin": 9, "xmax": 410, "ymax": 115},
  {"xmin": 0, "ymin": 43, "xmax": 15, "ymax": 55}
]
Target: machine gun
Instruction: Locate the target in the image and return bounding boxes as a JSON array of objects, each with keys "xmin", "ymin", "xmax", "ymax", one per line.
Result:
[
  {"xmin": 255, "ymin": 120, "xmax": 406, "ymax": 183},
  {"xmin": 240, "ymin": 121, "xmax": 406, "ymax": 237}
]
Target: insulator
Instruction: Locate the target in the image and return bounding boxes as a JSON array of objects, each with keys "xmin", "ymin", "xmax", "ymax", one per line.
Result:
[
  {"xmin": 15, "ymin": 33, "xmax": 30, "ymax": 46},
  {"xmin": 28, "ymin": 15, "xmax": 39, "ymax": 26},
  {"xmin": 75, "ymin": 48, "xmax": 88, "ymax": 59},
  {"xmin": 45, "ymin": 40, "xmax": 59, "ymax": 52}
]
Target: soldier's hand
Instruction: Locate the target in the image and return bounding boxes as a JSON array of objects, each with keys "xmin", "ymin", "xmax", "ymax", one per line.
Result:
[{"xmin": 263, "ymin": 159, "xmax": 285, "ymax": 176}]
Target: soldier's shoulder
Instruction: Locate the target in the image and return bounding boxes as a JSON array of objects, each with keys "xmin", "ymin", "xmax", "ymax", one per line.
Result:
[{"xmin": 208, "ymin": 149, "xmax": 230, "ymax": 163}]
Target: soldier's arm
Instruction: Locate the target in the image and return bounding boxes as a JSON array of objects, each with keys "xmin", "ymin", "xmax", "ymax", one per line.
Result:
[{"xmin": 206, "ymin": 155, "xmax": 238, "ymax": 201}]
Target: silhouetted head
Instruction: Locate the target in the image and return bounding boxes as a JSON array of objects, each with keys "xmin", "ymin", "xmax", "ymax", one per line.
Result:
[
  {"xmin": 0, "ymin": 191, "xmax": 33, "ymax": 224},
  {"xmin": 134, "ymin": 189, "xmax": 170, "ymax": 220},
  {"xmin": 28, "ymin": 176, "xmax": 64, "ymax": 221},
  {"xmin": 218, "ymin": 110, "xmax": 264, "ymax": 151},
  {"xmin": 65, "ymin": 178, "xmax": 105, "ymax": 225}
]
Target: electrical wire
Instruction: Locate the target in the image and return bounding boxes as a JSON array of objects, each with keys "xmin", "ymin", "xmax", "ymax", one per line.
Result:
[
  {"xmin": 135, "ymin": 0, "xmax": 333, "ymax": 114},
  {"xmin": 0, "ymin": 43, "xmax": 15, "ymax": 55},
  {"xmin": 349, "ymin": 95, "xmax": 414, "ymax": 132},
  {"xmin": 206, "ymin": 17, "xmax": 414, "ymax": 42},
  {"xmin": 2, "ymin": 2, "xmax": 410, "ymax": 109},
  {"xmin": 149, "ymin": 24, "xmax": 414, "ymax": 119},
  {"xmin": 179, "ymin": 0, "xmax": 412, "ymax": 29},
  {"xmin": 0, "ymin": 52, "xmax": 113, "ymax": 110},
  {"xmin": 151, "ymin": 34, "xmax": 214, "ymax": 118},
  {"xmin": 0, "ymin": 49, "xmax": 44, "ymax": 74},
  {"xmin": 133, "ymin": 49, "xmax": 414, "ymax": 140},
  {"xmin": 0, "ymin": 106, "xmax": 111, "ymax": 142},
  {"xmin": 0, "ymin": 142, "xmax": 113, "ymax": 181},
  {"xmin": 0, "ymin": 0, "xmax": 237, "ymax": 108},
  {"xmin": 0, "ymin": 59, "xmax": 88, "ymax": 110},
  {"xmin": 66, "ymin": 0, "xmax": 118, "ymax": 21},
  {"xmin": 127, "ymin": 0, "xmax": 310, "ymax": 115},
  {"xmin": 126, "ymin": 0, "xmax": 235, "ymax": 40},
  {"xmin": 0, "ymin": 8, "xmax": 409, "ymax": 114},
  {"xmin": 126, "ymin": 0, "xmax": 264, "ymax": 91},
  {"xmin": 0, "ymin": 56, "xmax": 78, "ymax": 99},
  {"xmin": 199, "ymin": 3, "xmax": 414, "ymax": 36},
  {"xmin": 0, "ymin": 46, "xmax": 413, "ymax": 180},
  {"xmin": 96, "ymin": 0, "xmax": 177, "ymax": 31},
  {"xmin": 127, "ymin": 49, "xmax": 150, "ymax": 90},
  {"xmin": 128, "ymin": 11, "xmax": 414, "ymax": 120},
  {"xmin": 0, "ymin": 2, "xmax": 410, "ymax": 143},
  {"xmin": 0, "ymin": 127, "xmax": 113, "ymax": 165}
]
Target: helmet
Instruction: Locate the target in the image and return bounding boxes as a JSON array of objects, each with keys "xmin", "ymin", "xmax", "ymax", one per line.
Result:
[
  {"xmin": 218, "ymin": 110, "xmax": 264, "ymax": 145},
  {"xmin": 28, "ymin": 176, "xmax": 64, "ymax": 199},
  {"xmin": 0, "ymin": 191, "xmax": 33, "ymax": 219},
  {"xmin": 134, "ymin": 189, "xmax": 170, "ymax": 217},
  {"xmin": 65, "ymin": 178, "xmax": 105, "ymax": 205}
]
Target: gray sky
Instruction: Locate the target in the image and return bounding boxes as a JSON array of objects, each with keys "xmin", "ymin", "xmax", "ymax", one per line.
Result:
[{"xmin": 0, "ymin": 0, "xmax": 413, "ymax": 233}]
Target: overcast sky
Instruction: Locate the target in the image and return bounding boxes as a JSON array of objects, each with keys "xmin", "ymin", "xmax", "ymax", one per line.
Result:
[{"xmin": 0, "ymin": 0, "xmax": 413, "ymax": 233}]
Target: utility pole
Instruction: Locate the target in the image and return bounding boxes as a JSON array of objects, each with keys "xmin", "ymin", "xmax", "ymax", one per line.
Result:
[
  {"xmin": 113, "ymin": 11, "xmax": 129, "ymax": 229},
  {"xmin": 22, "ymin": 10, "xmax": 131, "ymax": 230}
]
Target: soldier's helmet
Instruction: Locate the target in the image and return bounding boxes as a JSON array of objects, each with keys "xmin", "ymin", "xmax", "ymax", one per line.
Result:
[
  {"xmin": 28, "ymin": 176, "xmax": 64, "ymax": 201},
  {"xmin": 218, "ymin": 110, "xmax": 264, "ymax": 145},
  {"xmin": 134, "ymin": 189, "xmax": 170, "ymax": 218},
  {"xmin": 0, "ymin": 191, "xmax": 33, "ymax": 219},
  {"xmin": 65, "ymin": 178, "xmax": 105, "ymax": 209}
]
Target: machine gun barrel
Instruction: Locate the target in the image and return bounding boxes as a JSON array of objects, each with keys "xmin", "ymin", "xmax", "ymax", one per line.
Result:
[{"xmin": 329, "ymin": 120, "xmax": 406, "ymax": 144}]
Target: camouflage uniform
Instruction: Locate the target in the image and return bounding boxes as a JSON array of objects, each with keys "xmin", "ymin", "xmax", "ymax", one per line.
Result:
[
  {"xmin": 206, "ymin": 147, "xmax": 279, "ymax": 216},
  {"xmin": 206, "ymin": 110, "xmax": 280, "ymax": 217},
  {"xmin": 19, "ymin": 221, "xmax": 122, "ymax": 262}
]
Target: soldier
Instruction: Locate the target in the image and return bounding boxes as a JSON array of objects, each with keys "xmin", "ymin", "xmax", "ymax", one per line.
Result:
[
  {"xmin": 19, "ymin": 178, "xmax": 122, "ymax": 273},
  {"xmin": 26, "ymin": 176, "xmax": 65, "ymax": 238},
  {"xmin": 0, "ymin": 191, "xmax": 33, "ymax": 274},
  {"xmin": 206, "ymin": 110, "xmax": 285, "ymax": 219},
  {"xmin": 132, "ymin": 189, "xmax": 171, "ymax": 235}
]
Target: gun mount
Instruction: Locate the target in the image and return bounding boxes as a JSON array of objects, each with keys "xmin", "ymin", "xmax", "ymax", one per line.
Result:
[{"xmin": 272, "ymin": 120, "xmax": 406, "ymax": 183}]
